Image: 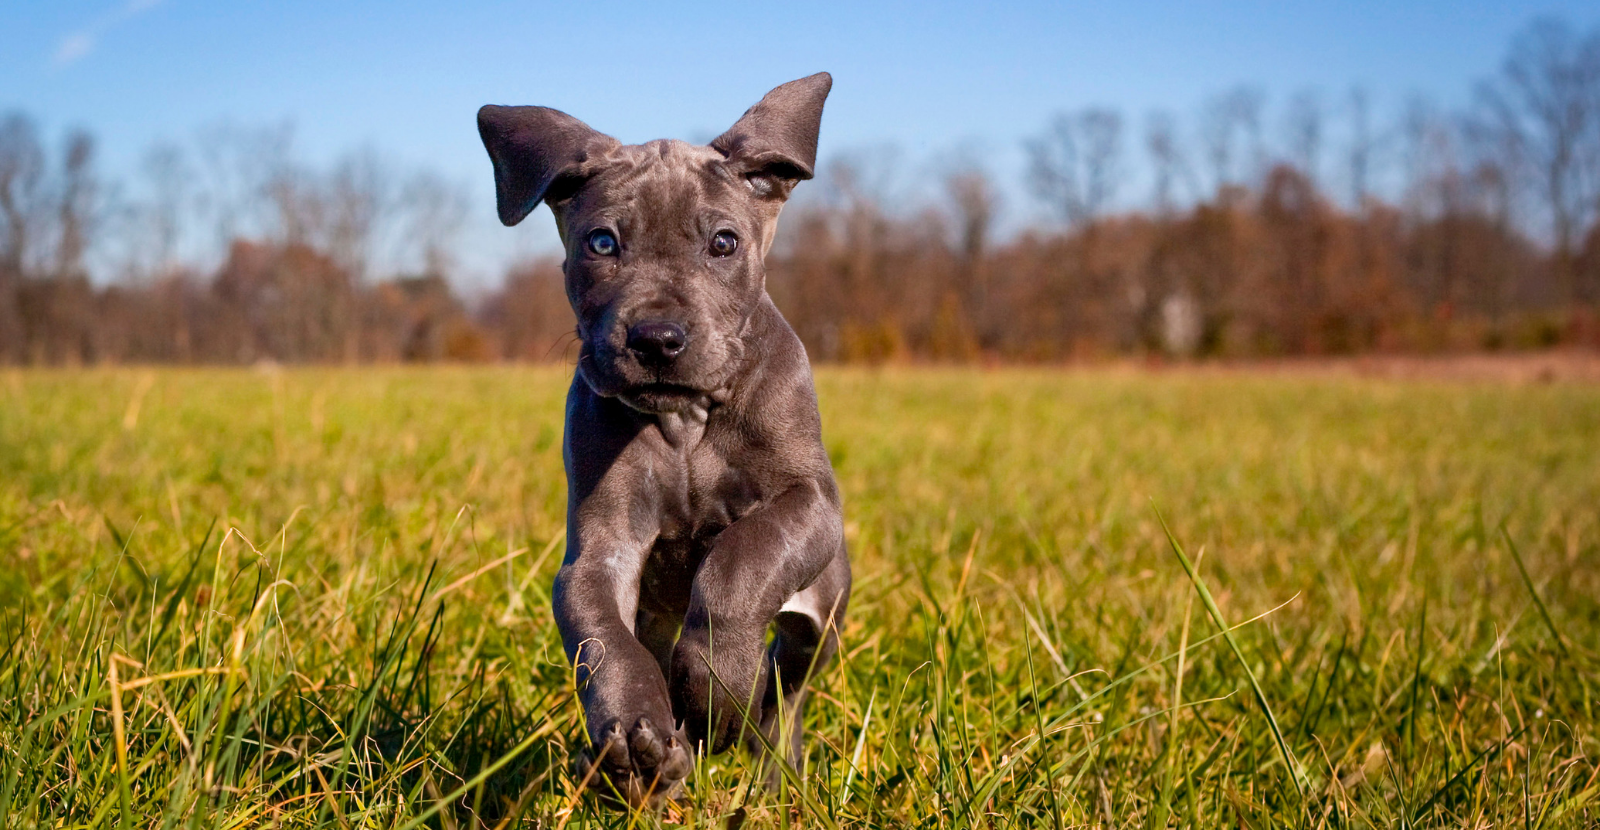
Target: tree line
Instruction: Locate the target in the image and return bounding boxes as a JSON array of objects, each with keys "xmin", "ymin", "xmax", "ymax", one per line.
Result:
[{"xmin": 3, "ymin": 18, "xmax": 1599, "ymax": 365}]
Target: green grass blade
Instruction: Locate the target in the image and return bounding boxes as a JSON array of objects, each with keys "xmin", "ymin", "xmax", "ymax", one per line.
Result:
[{"xmin": 1157, "ymin": 507, "xmax": 1308, "ymax": 803}]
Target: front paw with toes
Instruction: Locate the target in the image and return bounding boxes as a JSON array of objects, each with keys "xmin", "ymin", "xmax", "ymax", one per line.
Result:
[{"xmin": 572, "ymin": 716, "xmax": 692, "ymax": 810}]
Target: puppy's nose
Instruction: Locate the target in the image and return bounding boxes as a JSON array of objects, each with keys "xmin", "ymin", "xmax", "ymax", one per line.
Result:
[{"xmin": 626, "ymin": 320, "xmax": 688, "ymax": 363}]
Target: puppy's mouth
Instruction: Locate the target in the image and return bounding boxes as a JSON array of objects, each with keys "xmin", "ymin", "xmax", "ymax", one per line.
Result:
[
  {"xmin": 631, "ymin": 381, "xmax": 701, "ymax": 398},
  {"xmin": 577, "ymin": 356, "xmax": 714, "ymax": 413},
  {"xmin": 615, "ymin": 382, "xmax": 713, "ymax": 414}
]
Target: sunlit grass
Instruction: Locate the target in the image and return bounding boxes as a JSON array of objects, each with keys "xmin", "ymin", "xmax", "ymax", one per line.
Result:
[{"xmin": 1, "ymin": 365, "xmax": 1596, "ymax": 827}]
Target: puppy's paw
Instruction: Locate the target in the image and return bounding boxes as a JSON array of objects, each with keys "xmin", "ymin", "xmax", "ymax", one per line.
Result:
[{"xmin": 573, "ymin": 716, "xmax": 692, "ymax": 811}]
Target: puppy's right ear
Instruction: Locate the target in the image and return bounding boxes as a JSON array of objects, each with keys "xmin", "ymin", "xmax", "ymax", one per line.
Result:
[
  {"xmin": 713, "ymin": 72, "xmax": 832, "ymax": 202},
  {"xmin": 477, "ymin": 105, "xmax": 618, "ymax": 226}
]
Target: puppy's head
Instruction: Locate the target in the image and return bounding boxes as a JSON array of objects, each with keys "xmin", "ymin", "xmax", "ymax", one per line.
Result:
[{"xmin": 479, "ymin": 74, "xmax": 830, "ymax": 413}]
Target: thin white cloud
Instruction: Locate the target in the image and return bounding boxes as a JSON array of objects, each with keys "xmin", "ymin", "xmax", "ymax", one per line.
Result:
[
  {"xmin": 54, "ymin": 33, "xmax": 96, "ymax": 66},
  {"xmin": 53, "ymin": 0, "xmax": 168, "ymax": 68}
]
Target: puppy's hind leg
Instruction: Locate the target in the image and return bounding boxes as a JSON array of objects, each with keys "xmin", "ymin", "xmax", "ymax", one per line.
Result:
[
  {"xmin": 749, "ymin": 614, "xmax": 826, "ymax": 788},
  {"xmin": 747, "ymin": 550, "xmax": 849, "ymax": 788}
]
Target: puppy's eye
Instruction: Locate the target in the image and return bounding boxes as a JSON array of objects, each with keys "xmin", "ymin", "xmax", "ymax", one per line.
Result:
[
  {"xmin": 710, "ymin": 230, "xmax": 739, "ymax": 257},
  {"xmin": 586, "ymin": 229, "xmax": 619, "ymax": 257}
]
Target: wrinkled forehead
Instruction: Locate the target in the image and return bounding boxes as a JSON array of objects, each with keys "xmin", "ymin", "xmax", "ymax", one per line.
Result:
[{"xmin": 571, "ymin": 140, "xmax": 743, "ymax": 226}]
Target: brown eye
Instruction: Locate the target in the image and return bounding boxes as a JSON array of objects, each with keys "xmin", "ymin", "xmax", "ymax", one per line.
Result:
[{"xmin": 710, "ymin": 230, "xmax": 738, "ymax": 257}]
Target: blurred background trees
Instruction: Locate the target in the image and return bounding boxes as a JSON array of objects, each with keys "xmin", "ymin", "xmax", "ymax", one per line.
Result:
[{"xmin": 3, "ymin": 17, "xmax": 1599, "ymax": 365}]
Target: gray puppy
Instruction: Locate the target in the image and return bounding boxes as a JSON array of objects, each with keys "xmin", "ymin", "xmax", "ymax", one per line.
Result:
[{"xmin": 478, "ymin": 73, "xmax": 850, "ymax": 809}]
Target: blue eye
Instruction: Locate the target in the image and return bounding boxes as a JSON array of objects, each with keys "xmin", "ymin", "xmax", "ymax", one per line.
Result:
[
  {"xmin": 710, "ymin": 230, "xmax": 738, "ymax": 257},
  {"xmin": 586, "ymin": 229, "xmax": 618, "ymax": 256}
]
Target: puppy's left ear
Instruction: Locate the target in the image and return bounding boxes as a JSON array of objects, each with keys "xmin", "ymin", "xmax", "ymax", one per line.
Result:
[
  {"xmin": 478, "ymin": 105, "xmax": 618, "ymax": 226},
  {"xmin": 712, "ymin": 72, "xmax": 832, "ymax": 201}
]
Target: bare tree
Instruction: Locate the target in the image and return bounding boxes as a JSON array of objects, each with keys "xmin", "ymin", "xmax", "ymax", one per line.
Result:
[
  {"xmin": 1027, "ymin": 108, "xmax": 1133, "ymax": 349},
  {"xmin": 0, "ymin": 112, "xmax": 48, "ymax": 361},
  {"xmin": 1201, "ymin": 86, "xmax": 1266, "ymax": 199},
  {"xmin": 1476, "ymin": 17, "xmax": 1600, "ymax": 303},
  {"xmin": 1026, "ymin": 107, "xmax": 1124, "ymax": 227},
  {"xmin": 1344, "ymin": 87, "xmax": 1375, "ymax": 210},
  {"xmin": 194, "ymin": 120, "xmax": 293, "ymax": 259},
  {"xmin": 1144, "ymin": 110, "xmax": 1191, "ymax": 213},
  {"xmin": 1284, "ymin": 89, "xmax": 1324, "ymax": 186},
  {"xmin": 1401, "ymin": 95, "xmax": 1456, "ymax": 216},
  {"xmin": 264, "ymin": 158, "xmax": 322, "ymax": 250},
  {"xmin": 943, "ymin": 161, "xmax": 999, "ymax": 344},
  {"xmin": 0, "ymin": 112, "xmax": 49, "ymax": 277},
  {"xmin": 1399, "ymin": 96, "xmax": 1469, "ymax": 311},
  {"xmin": 945, "ymin": 166, "xmax": 998, "ymax": 266},
  {"xmin": 54, "ymin": 129, "xmax": 99, "ymax": 281},
  {"xmin": 326, "ymin": 147, "xmax": 391, "ymax": 283},
  {"xmin": 1142, "ymin": 109, "xmax": 1200, "ymax": 352},
  {"xmin": 136, "ymin": 140, "xmax": 192, "ymax": 278},
  {"xmin": 397, "ymin": 171, "xmax": 470, "ymax": 277}
]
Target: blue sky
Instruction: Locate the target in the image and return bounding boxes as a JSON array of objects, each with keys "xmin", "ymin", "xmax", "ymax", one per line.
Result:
[{"xmin": 4, "ymin": 0, "xmax": 1598, "ymax": 284}]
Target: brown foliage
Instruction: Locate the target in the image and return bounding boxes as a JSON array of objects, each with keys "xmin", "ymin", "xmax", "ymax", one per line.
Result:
[
  {"xmin": 757, "ymin": 162, "xmax": 1583, "ymax": 362},
  {"xmin": 0, "ymin": 163, "xmax": 1587, "ymax": 366}
]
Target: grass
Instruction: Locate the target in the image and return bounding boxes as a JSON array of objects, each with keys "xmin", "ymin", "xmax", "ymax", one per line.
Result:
[{"xmin": 1, "ymin": 364, "xmax": 1597, "ymax": 828}]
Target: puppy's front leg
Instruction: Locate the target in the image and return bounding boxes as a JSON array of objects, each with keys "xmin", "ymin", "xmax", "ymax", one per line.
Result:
[
  {"xmin": 670, "ymin": 478, "xmax": 844, "ymax": 753},
  {"xmin": 553, "ymin": 524, "xmax": 690, "ymax": 809}
]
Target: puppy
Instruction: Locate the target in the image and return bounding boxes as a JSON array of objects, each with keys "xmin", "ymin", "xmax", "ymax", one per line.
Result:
[{"xmin": 478, "ymin": 73, "xmax": 850, "ymax": 809}]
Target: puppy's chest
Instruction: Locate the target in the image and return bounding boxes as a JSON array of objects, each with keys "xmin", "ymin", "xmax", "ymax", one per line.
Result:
[
  {"xmin": 636, "ymin": 432, "xmax": 765, "ymax": 612},
  {"xmin": 651, "ymin": 440, "xmax": 762, "ymax": 542}
]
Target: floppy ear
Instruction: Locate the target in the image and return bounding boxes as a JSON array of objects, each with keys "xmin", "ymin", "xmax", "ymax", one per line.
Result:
[
  {"xmin": 477, "ymin": 105, "xmax": 619, "ymax": 226},
  {"xmin": 711, "ymin": 72, "xmax": 832, "ymax": 200}
]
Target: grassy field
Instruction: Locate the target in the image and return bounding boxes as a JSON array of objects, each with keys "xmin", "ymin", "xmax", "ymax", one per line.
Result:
[{"xmin": 1, "ymin": 365, "xmax": 1597, "ymax": 828}]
